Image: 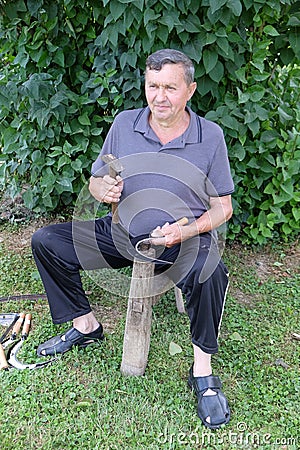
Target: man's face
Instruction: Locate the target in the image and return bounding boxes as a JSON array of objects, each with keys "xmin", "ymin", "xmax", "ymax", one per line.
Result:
[{"xmin": 145, "ymin": 63, "xmax": 196, "ymax": 126}]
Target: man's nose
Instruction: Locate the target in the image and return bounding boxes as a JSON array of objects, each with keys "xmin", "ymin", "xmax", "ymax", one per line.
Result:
[{"xmin": 156, "ymin": 86, "xmax": 167, "ymax": 101}]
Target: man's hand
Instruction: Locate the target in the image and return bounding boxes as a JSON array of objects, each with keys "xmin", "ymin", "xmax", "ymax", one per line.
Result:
[
  {"xmin": 89, "ymin": 175, "xmax": 123, "ymax": 204},
  {"xmin": 150, "ymin": 220, "xmax": 189, "ymax": 248},
  {"xmin": 150, "ymin": 195, "xmax": 233, "ymax": 248}
]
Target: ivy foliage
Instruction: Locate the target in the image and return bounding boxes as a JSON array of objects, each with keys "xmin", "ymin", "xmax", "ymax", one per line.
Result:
[{"xmin": 0, "ymin": 0, "xmax": 299, "ymax": 244}]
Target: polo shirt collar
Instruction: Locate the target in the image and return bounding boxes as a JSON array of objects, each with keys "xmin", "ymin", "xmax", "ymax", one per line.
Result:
[{"xmin": 133, "ymin": 106, "xmax": 202, "ymax": 146}]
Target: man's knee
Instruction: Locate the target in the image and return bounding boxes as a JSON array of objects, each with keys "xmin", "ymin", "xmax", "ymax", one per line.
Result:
[
  {"xmin": 32, "ymin": 228, "xmax": 44, "ymax": 251},
  {"xmin": 31, "ymin": 226, "xmax": 57, "ymax": 254}
]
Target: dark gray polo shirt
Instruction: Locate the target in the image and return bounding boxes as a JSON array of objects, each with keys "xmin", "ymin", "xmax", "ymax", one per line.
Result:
[{"xmin": 91, "ymin": 106, "xmax": 234, "ymax": 236}]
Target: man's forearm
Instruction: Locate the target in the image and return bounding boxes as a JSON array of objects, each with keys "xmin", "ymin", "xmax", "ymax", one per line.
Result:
[
  {"xmin": 185, "ymin": 195, "xmax": 233, "ymax": 239},
  {"xmin": 195, "ymin": 205, "xmax": 232, "ymax": 234}
]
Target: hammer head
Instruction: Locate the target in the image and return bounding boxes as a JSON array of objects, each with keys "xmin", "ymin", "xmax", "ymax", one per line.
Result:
[{"xmin": 101, "ymin": 154, "xmax": 123, "ymax": 175}]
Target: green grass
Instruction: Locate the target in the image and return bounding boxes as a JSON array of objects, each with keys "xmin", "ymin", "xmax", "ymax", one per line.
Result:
[{"xmin": 0, "ymin": 226, "xmax": 299, "ymax": 450}]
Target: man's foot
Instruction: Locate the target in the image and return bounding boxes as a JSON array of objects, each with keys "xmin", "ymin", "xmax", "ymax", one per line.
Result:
[
  {"xmin": 37, "ymin": 325, "xmax": 104, "ymax": 356},
  {"xmin": 188, "ymin": 366, "xmax": 230, "ymax": 429}
]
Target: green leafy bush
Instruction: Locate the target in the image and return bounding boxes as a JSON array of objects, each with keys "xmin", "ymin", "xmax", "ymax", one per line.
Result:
[
  {"xmin": 0, "ymin": 1, "xmax": 122, "ymax": 211},
  {"xmin": 0, "ymin": 0, "xmax": 299, "ymax": 244}
]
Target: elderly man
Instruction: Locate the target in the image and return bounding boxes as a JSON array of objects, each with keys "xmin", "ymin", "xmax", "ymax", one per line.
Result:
[{"xmin": 32, "ymin": 48, "xmax": 234, "ymax": 429}]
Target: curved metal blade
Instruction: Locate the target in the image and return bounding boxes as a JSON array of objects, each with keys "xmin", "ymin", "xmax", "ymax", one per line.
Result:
[
  {"xmin": 135, "ymin": 238, "xmax": 173, "ymax": 265},
  {"xmin": 134, "ymin": 218, "xmax": 189, "ymax": 265},
  {"xmin": 1, "ymin": 313, "xmax": 25, "ymax": 349},
  {"xmin": 8, "ymin": 340, "xmax": 57, "ymax": 370}
]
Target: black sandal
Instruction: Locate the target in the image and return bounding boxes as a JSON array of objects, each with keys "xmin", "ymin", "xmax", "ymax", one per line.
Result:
[
  {"xmin": 37, "ymin": 325, "xmax": 104, "ymax": 356},
  {"xmin": 188, "ymin": 366, "xmax": 230, "ymax": 429}
]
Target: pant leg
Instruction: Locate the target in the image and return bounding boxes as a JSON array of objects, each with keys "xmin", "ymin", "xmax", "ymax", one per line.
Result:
[
  {"xmin": 31, "ymin": 216, "xmax": 131, "ymax": 324},
  {"xmin": 179, "ymin": 254, "xmax": 229, "ymax": 354},
  {"xmin": 159, "ymin": 234, "xmax": 229, "ymax": 354}
]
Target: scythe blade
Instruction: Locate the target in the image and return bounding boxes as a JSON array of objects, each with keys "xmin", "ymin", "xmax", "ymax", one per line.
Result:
[
  {"xmin": 7, "ymin": 313, "xmax": 57, "ymax": 370},
  {"xmin": 8, "ymin": 339, "xmax": 57, "ymax": 370}
]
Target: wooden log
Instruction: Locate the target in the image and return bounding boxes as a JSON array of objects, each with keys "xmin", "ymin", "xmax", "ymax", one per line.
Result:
[
  {"xmin": 151, "ymin": 272, "xmax": 185, "ymax": 313},
  {"xmin": 120, "ymin": 249, "xmax": 185, "ymax": 376},
  {"xmin": 121, "ymin": 254, "xmax": 155, "ymax": 376},
  {"xmin": 174, "ymin": 286, "xmax": 185, "ymax": 313}
]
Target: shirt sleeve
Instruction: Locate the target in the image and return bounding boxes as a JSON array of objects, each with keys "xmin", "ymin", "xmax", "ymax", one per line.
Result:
[{"xmin": 206, "ymin": 131, "xmax": 234, "ymax": 197}]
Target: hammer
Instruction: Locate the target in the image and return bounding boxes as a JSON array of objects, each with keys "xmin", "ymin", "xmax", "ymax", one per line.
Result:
[{"xmin": 101, "ymin": 154, "xmax": 124, "ymax": 223}]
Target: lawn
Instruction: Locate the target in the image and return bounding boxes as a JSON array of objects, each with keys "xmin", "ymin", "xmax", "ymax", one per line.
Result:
[{"xmin": 0, "ymin": 219, "xmax": 299, "ymax": 450}]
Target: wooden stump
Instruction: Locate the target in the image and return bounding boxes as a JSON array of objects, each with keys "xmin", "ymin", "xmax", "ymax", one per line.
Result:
[
  {"xmin": 120, "ymin": 251, "xmax": 186, "ymax": 376},
  {"xmin": 174, "ymin": 286, "xmax": 185, "ymax": 313},
  {"xmin": 120, "ymin": 255, "xmax": 155, "ymax": 376}
]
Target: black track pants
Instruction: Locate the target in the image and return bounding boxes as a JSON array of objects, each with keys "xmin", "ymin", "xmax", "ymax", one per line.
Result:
[{"xmin": 31, "ymin": 216, "xmax": 229, "ymax": 354}]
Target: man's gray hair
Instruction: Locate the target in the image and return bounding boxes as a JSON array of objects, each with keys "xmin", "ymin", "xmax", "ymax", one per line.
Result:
[{"xmin": 146, "ymin": 49, "xmax": 195, "ymax": 85}]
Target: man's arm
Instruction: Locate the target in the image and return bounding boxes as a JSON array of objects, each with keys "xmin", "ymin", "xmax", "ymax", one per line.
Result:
[
  {"xmin": 153, "ymin": 195, "xmax": 233, "ymax": 247},
  {"xmin": 193, "ymin": 195, "xmax": 233, "ymax": 235}
]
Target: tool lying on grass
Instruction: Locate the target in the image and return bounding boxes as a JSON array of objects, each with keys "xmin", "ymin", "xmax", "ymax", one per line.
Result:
[
  {"xmin": 0, "ymin": 294, "xmax": 47, "ymax": 303},
  {"xmin": 0, "ymin": 312, "xmax": 57, "ymax": 370},
  {"xmin": 0, "ymin": 313, "xmax": 21, "ymax": 370},
  {"xmin": 0, "ymin": 313, "xmax": 20, "ymax": 342},
  {"xmin": 135, "ymin": 217, "xmax": 189, "ymax": 264},
  {"xmin": 101, "ymin": 154, "xmax": 124, "ymax": 224},
  {"xmin": 1, "ymin": 313, "xmax": 25, "ymax": 345}
]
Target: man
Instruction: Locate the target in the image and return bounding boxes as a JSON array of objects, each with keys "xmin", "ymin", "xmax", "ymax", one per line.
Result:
[{"xmin": 32, "ymin": 49, "xmax": 234, "ymax": 429}]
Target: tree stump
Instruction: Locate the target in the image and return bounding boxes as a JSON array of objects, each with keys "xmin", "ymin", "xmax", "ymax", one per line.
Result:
[
  {"xmin": 120, "ymin": 251, "xmax": 185, "ymax": 376},
  {"xmin": 120, "ymin": 254, "xmax": 155, "ymax": 376}
]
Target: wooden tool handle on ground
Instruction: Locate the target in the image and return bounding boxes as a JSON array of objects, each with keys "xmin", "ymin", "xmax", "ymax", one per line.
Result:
[
  {"xmin": 11, "ymin": 312, "xmax": 25, "ymax": 339},
  {"xmin": 0, "ymin": 344, "xmax": 8, "ymax": 370},
  {"xmin": 22, "ymin": 313, "xmax": 32, "ymax": 339}
]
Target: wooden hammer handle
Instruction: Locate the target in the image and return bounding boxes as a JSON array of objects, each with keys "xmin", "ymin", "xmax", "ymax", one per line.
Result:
[
  {"xmin": 111, "ymin": 203, "xmax": 119, "ymax": 223},
  {"xmin": 108, "ymin": 166, "xmax": 119, "ymax": 223}
]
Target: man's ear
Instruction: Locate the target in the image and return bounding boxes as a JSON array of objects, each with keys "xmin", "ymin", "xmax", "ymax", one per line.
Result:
[{"xmin": 188, "ymin": 82, "xmax": 197, "ymax": 100}]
